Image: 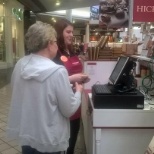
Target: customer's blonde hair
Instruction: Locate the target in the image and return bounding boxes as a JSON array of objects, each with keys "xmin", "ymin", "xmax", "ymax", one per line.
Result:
[{"xmin": 25, "ymin": 21, "xmax": 57, "ymax": 53}]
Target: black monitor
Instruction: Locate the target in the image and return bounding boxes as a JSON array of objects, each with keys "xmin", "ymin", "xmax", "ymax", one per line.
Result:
[{"xmin": 109, "ymin": 56, "xmax": 130, "ymax": 86}]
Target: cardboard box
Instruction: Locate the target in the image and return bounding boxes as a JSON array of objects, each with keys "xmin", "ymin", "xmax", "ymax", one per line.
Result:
[
  {"xmin": 113, "ymin": 50, "xmax": 123, "ymax": 54},
  {"xmin": 122, "ymin": 43, "xmax": 138, "ymax": 55}
]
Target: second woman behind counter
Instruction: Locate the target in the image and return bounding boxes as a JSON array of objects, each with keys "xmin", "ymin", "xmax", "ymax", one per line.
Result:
[{"xmin": 53, "ymin": 18, "xmax": 89, "ymax": 154}]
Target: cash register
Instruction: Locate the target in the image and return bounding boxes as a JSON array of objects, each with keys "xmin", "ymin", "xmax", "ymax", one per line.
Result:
[{"xmin": 92, "ymin": 56, "xmax": 144, "ymax": 109}]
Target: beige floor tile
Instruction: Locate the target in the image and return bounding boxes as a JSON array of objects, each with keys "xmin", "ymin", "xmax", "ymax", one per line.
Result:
[
  {"xmin": 0, "ymin": 122, "xmax": 6, "ymax": 128},
  {"xmin": 0, "ymin": 118, "xmax": 8, "ymax": 123},
  {"xmin": 0, "ymin": 143, "xmax": 11, "ymax": 152},
  {"xmin": 1, "ymin": 147, "xmax": 19, "ymax": 154},
  {"xmin": 7, "ymin": 140, "xmax": 18, "ymax": 147},
  {"xmin": 0, "ymin": 132, "xmax": 6, "ymax": 138},
  {"xmin": 0, "ymin": 115, "xmax": 7, "ymax": 119},
  {"xmin": 1, "ymin": 137, "xmax": 14, "ymax": 143},
  {"xmin": 0, "ymin": 126, "xmax": 7, "ymax": 131},
  {"xmin": 0, "ymin": 111, "xmax": 9, "ymax": 116},
  {"xmin": 0, "ymin": 129, "xmax": 4, "ymax": 133},
  {"xmin": 14, "ymin": 146, "xmax": 21, "ymax": 152},
  {"xmin": 0, "ymin": 139, "xmax": 5, "ymax": 145}
]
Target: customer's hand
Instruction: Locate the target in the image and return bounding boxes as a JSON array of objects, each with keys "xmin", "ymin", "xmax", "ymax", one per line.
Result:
[
  {"xmin": 69, "ymin": 73, "xmax": 90, "ymax": 84},
  {"xmin": 75, "ymin": 82, "xmax": 83, "ymax": 93}
]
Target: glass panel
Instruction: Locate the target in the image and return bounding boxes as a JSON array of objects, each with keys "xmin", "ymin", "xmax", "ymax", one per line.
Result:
[
  {"xmin": 12, "ymin": 8, "xmax": 24, "ymax": 63},
  {"xmin": 0, "ymin": 4, "xmax": 5, "ymax": 61}
]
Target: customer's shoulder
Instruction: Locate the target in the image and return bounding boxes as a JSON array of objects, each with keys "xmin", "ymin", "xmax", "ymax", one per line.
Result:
[{"xmin": 53, "ymin": 64, "xmax": 67, "ymax": 75}]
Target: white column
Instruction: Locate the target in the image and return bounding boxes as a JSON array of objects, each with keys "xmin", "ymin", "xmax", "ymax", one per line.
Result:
[
  {"xmin": 85, "ymin": 22, "xmax": 90, "ymax": 43},
  {"xmin": 17, "ymin": 20, "xmax": 24, "ymax": 58},
  {"xmin": 5, "ymin": 0, "xmax": 14, "ymax": 67},
  {"xmin": 65, "ymin": 9, "xmax": 72, "ymax": 22},
  {"xmin": 3, "ymin": 0, "xmax": 24, "ymax": 68}
]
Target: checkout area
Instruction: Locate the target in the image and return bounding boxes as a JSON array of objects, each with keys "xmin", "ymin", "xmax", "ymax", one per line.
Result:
[{"xmin": 82, "ymin": 56, "xmax": 154, "ymax": 154}]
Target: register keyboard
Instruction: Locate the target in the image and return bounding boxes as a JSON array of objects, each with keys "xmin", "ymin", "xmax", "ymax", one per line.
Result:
[
  {"xmin": 92, "ymin": 85, "xmax": 144, "ymax": 109},
  {"xmin": 93, "ymin": 84, "xmax": 112, "ymax": 94}
]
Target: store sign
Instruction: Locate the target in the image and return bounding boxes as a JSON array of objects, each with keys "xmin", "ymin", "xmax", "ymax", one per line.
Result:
[
  {"xmin": 133, "ymin": 0, "xmax": 154, "ymax": 22},
  {"xmin": 90, "ymin": 12, "xmax": 99, "ymax": 20},
  {"xmin": 90, "ymin": 6, "xmax": 99, "ymax": 20},
  {"xmin": 90, "ymin": 6, "xmax": 99, "ymax": 14}
]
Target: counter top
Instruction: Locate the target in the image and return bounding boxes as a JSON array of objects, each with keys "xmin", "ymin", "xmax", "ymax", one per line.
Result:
[{"xmin": 88, "ymin": 93, "xmax": 154, "ymax": 128}]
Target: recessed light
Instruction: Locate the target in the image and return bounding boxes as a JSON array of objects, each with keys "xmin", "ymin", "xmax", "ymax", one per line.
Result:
[{"xmin": 56, "ymin": 1, "xmax": 60, "ymax": 6}]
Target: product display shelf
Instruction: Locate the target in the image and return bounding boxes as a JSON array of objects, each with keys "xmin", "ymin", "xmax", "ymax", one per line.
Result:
[{"xmin": 130, "ymin": 55, "xmax": 154, "ymax": 63}]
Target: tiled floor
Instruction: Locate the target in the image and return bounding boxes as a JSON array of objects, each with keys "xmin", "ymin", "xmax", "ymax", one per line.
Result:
[
  {"xmin": 0, "ymin": 84, "xmax": 87, "ymax": 154},
  {"xmin": 0, "ymin": 68, "xmax": 13, "ymax": 89}
]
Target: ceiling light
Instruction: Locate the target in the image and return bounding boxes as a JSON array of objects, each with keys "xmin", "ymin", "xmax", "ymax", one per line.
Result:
[
  {"xmin": 150, "ymin": 25, "xmax": 154, "ymax": 29},
  {"xmin": 72, "ymin": 9, "xmax": 90, "ymax": 18},
  {"xmin": 56, "ymin": 1, "xmax": 60, "ymax": 6},
  {"xmin": 133, "ymin": 26, "xmax": 140, "ymax": 29}
]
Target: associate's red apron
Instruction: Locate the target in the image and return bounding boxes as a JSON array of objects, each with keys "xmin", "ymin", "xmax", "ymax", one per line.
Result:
[{"xmin": 61, "ymin": 55, "xmax": 82, "ymax": 120}]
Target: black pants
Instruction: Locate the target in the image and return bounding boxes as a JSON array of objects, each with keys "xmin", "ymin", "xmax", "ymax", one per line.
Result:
[
  {"xmin": 22, "ymin": 146, "xmax": 62, "ymax": 154},
  {"xmin": 67, "ymin": 118, "xmax": 80, "ymax": 154}
]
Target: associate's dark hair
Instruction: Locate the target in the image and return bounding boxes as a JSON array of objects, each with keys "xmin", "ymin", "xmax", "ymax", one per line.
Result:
[{"xmin": 54, "ymin": 18, "xmax": 74, "ymax": 55}]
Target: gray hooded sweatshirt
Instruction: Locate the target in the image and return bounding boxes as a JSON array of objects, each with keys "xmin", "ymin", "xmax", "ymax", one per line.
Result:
[{"xmin": 7, "ymin": 54, "xmax": 81, "ymax": 153}]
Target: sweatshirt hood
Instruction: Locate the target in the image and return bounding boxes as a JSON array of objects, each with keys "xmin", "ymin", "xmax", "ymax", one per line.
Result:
[{"xmin": 20, "ymin": 54, "xmax": 63, "ymax": 82}]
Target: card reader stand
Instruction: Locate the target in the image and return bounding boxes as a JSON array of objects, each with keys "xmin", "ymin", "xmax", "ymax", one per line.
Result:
[{"xmin": 113, "ymin": 84, "xmax": 137, "ymax": 95}]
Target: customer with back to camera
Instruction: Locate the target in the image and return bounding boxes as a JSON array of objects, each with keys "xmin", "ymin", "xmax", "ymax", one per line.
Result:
[
  {"xmin": 7, "ymin": 21, "xmax": 83, "ymax": 154},
  {"xmin": 53, "ymin": 18, "xmax": 90, "ymax": 154}
]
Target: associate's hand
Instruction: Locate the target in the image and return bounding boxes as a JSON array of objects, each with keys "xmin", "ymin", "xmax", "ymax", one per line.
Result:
[
  {"xmin": 82, "ymin": 75, "xmax": 90, "ymax": 83},
  {"xmin": 69, "ymin": 73, "xmax": 90, "ymax": 84}
]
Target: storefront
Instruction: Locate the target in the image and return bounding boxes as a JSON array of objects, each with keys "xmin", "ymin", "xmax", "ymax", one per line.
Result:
[{"xmin": 0, "ymin": 0, "xmax": 24, "ymax": 69}]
